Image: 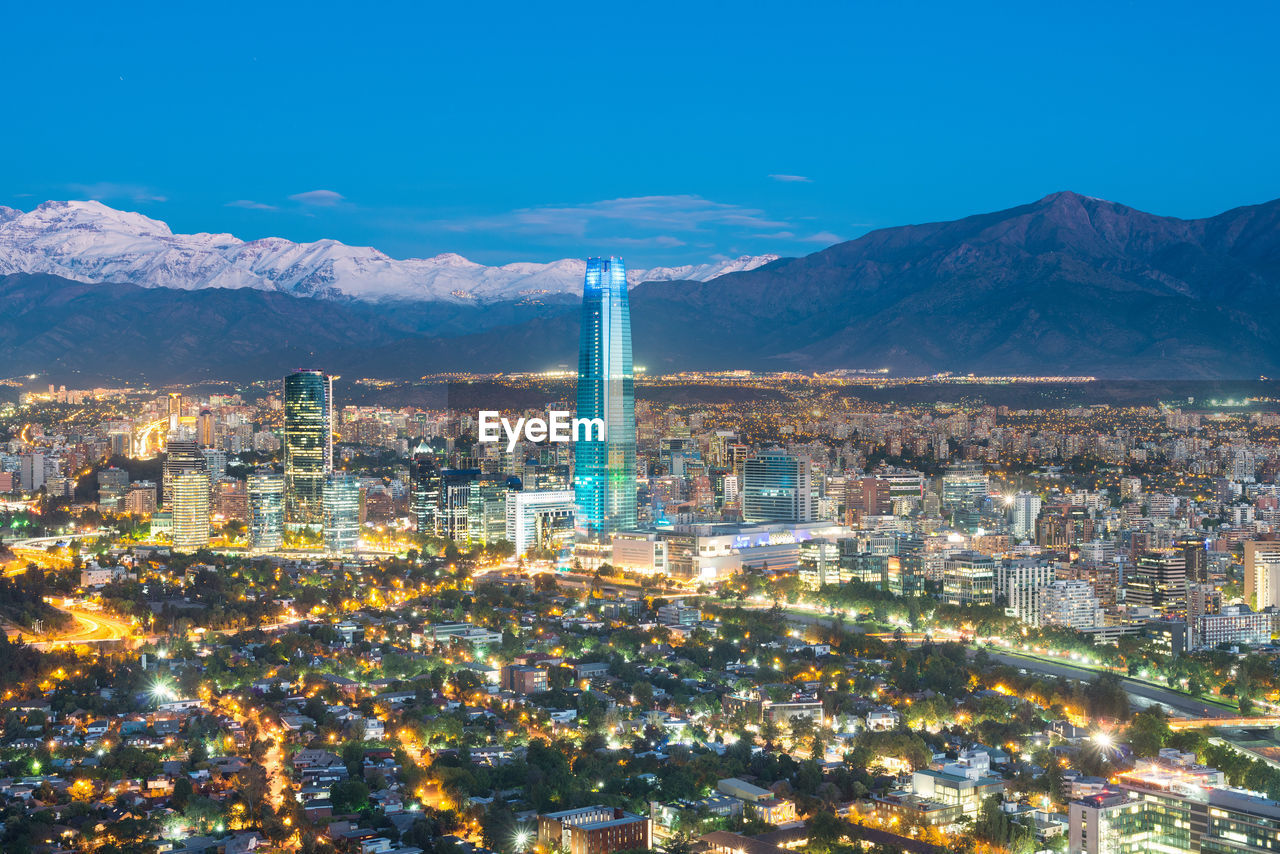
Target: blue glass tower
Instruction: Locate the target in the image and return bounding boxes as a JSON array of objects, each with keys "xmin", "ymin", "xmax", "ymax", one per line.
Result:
[{"xmin": 574, "ymin": 257, "xmax": 637, "ymax": 542}]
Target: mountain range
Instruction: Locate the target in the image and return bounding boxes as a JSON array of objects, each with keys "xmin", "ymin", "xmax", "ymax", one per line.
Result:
[
  {"xmin": 2, "ymin": 191, "xmax": 1279, "ymax": 382},
  {"xmin": 0, "ymin": 201, "xmax": 774, "ymax": 303}
]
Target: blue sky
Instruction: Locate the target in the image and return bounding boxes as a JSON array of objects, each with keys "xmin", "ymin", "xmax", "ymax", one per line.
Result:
[{"xmin": 6, "ymin": 1, "xmax": 1279, "ymax": 266}]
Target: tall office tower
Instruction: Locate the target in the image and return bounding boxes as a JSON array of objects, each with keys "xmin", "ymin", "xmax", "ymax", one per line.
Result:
[
  {"xmin": 19, "ymin": 452, "xmax": 45, "ymax": 493},
  {"xmin": 197, "ymin": 409, "xmax": 215, "ymax": 447},
  {"xmin": 163, "ymin": 440, "xmax": 208, "ymax": 508},
  {"xmin": 1127, "ymin": 551, "xmax": 1187, "ymax": 615},
  {"xmin": 1011, "ymin": 491, "xmax": 1042, "ymax": 540},
  {"xmin": 410, "ymin": 451, "xmax": 442, "ymax": 535},
  {"xmin": 1244, "ymin": 540, "xmax": 1280, "ymax": 610},
  {"xmin": 573, "ymin": 257, "xmax": 637, "ymax": 543},
  {"xmin": 201, "ymin": 448, "xmax": 228, "ymax": 483},
  {"xmin": 247, "ymin": 471, "xmax": 285, "ymax": 551},
  {"xmin": 171, "ymin": 469, "xmax": 211, "ymax": 552},
  {"xmin": 742, "ymin": 451, "xmax": 816, "ymax": 523},
  {"xmin": 284, "ymin": 369, "xmax": 333, "ymax": 525},
  {"xmin": 322, "ymin": 473, "xmax": 361, "ymax": 554},
  {"xmin": 167, "ymin": 392, "xmax": 183, "ymax": 434},
  {"xmin": 1176, "ymin": 533, "xmax": 1209, "ymax": 584},
  {"xmin": 941, "ymin": 462, "xmax": 989, "ymax": 508}
]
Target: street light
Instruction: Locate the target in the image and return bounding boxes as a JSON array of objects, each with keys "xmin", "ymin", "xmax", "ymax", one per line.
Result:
[{"xmin": 512, "ymin": 827, "xmax": 533, "ymax": 853}]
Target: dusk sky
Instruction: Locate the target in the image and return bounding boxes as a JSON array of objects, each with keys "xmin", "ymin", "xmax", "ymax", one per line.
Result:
[{"xmin": 7, "ymin": 1, "xmax": 1278, "ymax": 266}]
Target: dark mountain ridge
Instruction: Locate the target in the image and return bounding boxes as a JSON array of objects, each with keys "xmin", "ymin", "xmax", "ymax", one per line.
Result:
[{"xmin": 3, "ymin": 191, "xmax": 1279, "ymax": 382}]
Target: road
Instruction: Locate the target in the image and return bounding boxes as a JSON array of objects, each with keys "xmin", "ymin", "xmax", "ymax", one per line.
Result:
[
  {"xmin": 26, "ymin": 605, "xmax": 138, "ymax": 650},
  {"xmin": 982, "ymin": 649, "xmax": 1232, "ymax": 719}
]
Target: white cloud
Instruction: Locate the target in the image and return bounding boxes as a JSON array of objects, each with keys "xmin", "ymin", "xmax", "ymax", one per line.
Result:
[
  {"xmin": 288, "ymin": 189, "xmax": 345, "ymax": 207},
  {"xmin": 800, "ymin": 231, "xmax": 843, "ymax": 244},
  {"xmin": 67, "ymin": 182, "xmax": 167, "ymax": 203},
  {"xmin": 225, "ymin": 199, "xmax": 278, "ymax": 211},
  {"xmin": 769, "ymin": 174, "xmax": 812, "ymax": 183},
  {"xmin": 444, "ymin": 194, "xmax": 789, "ymax": 238}
]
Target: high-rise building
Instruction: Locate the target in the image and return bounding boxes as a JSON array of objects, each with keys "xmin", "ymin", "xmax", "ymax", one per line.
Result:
[
  {"xmin": 1127, "ymin": 551, "xmax": 1187, "ymax": 616},
  {"xmin": 995, "ymin": 559, "xmax": 1053, "ymax": 624},
  {"xmin": 322, "ymin": 472, "xmax": 360, "ymax": 554},
  {"xmin": 197, "ymin": 409, "xmax": 215, "ymax": 447},
  {"xmin": 171, "ymin": 469, "xmax": 211, "ymax": 551},
  {"xmin": 506, "ymin": 489, "xmax": 576, "ymax": 555},
  {"xmin": 941, "ymin": 462, "xmax": 989, "ymax": 508},
  {"xmin": 1244, "ymin": 540, "xmax": 1280, "ymax": 611},
  {"xmin": 573, "ymin": 257, "xmax": 637, "ymax": 543},
  {"xmin": 410, "ymin": 452, "xmax": 442, "ymax": 536},
  {"xmin": 742, "ymin": 451, "xmax": 815, "ymax": 524},
  {"xmin": 163, "ymin": 440, "xmax": 208, "ymax": 509},
  {"xmin": 284, "ymin": 370, "xmax": 333, "ymax": 525},
  {"xmin": 1177, "ymin": 533, "xmax": 1209, "ymax": 584},
  {"xmin": 1011, "ymin": 491, "xmax": 1041, "ymax": 540},
  {"xmin": 1039, "ymin": 580, "xmax": 1104, "ymax": 630},
  {"xmin": 247, "ymin": 471, "xmax": 285, "ymax": 551},
  {"xmin": 942, "ymin": 551, "xmax": 995, "ymax": 606},
  {"xmin": 97, "ymin": 466, "xmax": 129, "ymax": 509}
]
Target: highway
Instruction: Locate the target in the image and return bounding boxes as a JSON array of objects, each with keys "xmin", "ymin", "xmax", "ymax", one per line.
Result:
[
  {"xmin": 982, "ymin": 649, "xmax": 1233, "ymax": 719},
  {"xmin": 26, "ymin": 604, "xmax": 137, "ymax": 650}
]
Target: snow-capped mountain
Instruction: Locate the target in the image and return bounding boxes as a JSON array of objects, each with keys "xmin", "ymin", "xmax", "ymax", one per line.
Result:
[{"xmin": 0, "ymin": 201, "xmax": 778, "ymax": 303}]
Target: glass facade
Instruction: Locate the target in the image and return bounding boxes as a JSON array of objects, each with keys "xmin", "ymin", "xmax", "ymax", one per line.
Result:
[
  {"xmin": 247, "ymin": 470, "xmax": 285, "ymax": 551},
  {"xmin": 410, "ymin": 452, "xmax": 442, "ymax": 536},
  {"xmin": 283, "ymin": 370, "xmax": 333, "ymax": 526},
  {"xmin": 323, "ymin": 473, "xmax": 361, "ymax": 554},
  {"xmin": 574, "ymin": 256, "xmax": 637, "ymax": 543},
  {"xmin": 741, "ymin": 452, "xmax": 814, "ymax": 523}
]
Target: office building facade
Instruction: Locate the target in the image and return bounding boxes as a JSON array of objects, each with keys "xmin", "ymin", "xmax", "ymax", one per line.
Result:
[
  {"xmin": 742, "ymin": 451, "xmax": 816, "ymax": 524},
  {"xmin": 171, "ymin": 469, "xmax": 211, "ymax": 552},
  {"xmin": 573, "ymin": 257, "xmax": 637, "ymax": 543},
  {"xmin": 284, "ymin": 369, "xmax": 333, "ymax": 526},
  {"xmin": 247, "ymin": 471, "xmax": 285, "ymax": 551},
  {"xmin": 322, "ymin": 473, "xmax": 361, "ymax": 554}
]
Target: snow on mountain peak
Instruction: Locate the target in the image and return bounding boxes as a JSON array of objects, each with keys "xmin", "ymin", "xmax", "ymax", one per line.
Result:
[{"xmin": 0, "ymin": 200, "xmax": 781, "ymax": 302}]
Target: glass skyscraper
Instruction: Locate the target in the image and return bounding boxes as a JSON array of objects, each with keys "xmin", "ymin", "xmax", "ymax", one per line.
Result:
[
  {"xmin": 247, "ymin": 470, "xmax": 285, "ymax": 551},
  {"xmin": 323, "ymin": 473, "xmax": 361, "ymax": 554},
  {"xmin": 283, "ymin": 369, "xmax": 332, "ymax": 526},
  {"xmin": 574, "ymin": 257, "xmax": 637, "ymax": 542}
]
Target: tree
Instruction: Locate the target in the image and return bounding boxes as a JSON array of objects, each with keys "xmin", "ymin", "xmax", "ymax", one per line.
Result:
[
  {"xmin": 331, "ymin": 779, "xmax": 371, "ymax": 814},
  {"xmin": 1127, "ymin": 708, "xmax": 1171, "ymax": 757}
]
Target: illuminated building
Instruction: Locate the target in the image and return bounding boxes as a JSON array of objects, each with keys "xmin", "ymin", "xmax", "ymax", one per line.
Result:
[
  {"xmin": 97, "ymin": 466, "xmax": 129, "ymax": 510},
  {"xmin": 467, "ymin": 479, "xmax": 509, "ymax": 544},
  {"xmin": 284, "ymin": 369, "xmax": 333, "ymax": 525},
  {"xmin": 1127, "ymin": 551, "xmax": 1187, "ymax": 616},
  {"xmin": 537, "ymin": 806, "xmax": 649, "ymax": 854},
  {"xmin": 212, "ymin": 477, "xmax": 247, "ymax": 521},
  {"xmin": 505, "ymin": 489, "xmax": 575, "ymax": 555},
  {"xmin": 171, "ymin": 469, "xmax": 211, "ymax": 551},
  {"xmin": 162, "ymin": 440, "xmax": 207, "ymax": 509},
  {"xmin": 995, "ymin": 558, "xmax": 1053, "ymax": 624},
  {"xmin": 942, "ymin": 550, "xmax": 995, "ymax": 606},
  {"xmin": 409, "ymin": 450, "xmax": 442, "ymax": 535},
  {"xmin": 1244, "ymin": 540, "xmax": 1280, "ymax": 610},
  {"xmin": 196, "ymin": 409, "xmax": 214, "ymax": 447},
  {"xmin": 124, "ymin": 481, "xmax": 157, "ymax": 514},
  {"xmin": 1069, "ymin": 762, "xmax": 1280, "ymax": 854},
  {"xmin": 941, "ymin": 462, "xmax": 988, "ymax": 508},
  {"xmin": 741, "ymin": 451, "xmax": 815, "ymax": 523},
  {"xmin": 1039, "ymin": 579, "xmax": 1104, "ymax": 630},
  {"xmin": 247, "ymin": 471, "xmax": 285, "ymax": 551},
  {"xmin": 1011, "ymin": 491, "xmax": 1041, "ymax": 540},
  {"xmin": 573, "ymin": 256, "xmax": 637, "ymax": 543},
  {"xmin": 322, "ymin": 472, "xmax": 360, "ymax": 554}
]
